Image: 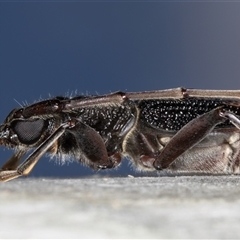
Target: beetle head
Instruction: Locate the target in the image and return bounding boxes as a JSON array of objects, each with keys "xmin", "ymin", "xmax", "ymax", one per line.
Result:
[{"xmin": 0, "ymin": 108, "xmax": 49, "ymax": 149}]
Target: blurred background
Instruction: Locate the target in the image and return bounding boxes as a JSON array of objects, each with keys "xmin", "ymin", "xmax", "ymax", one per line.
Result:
[{"xmin": 0, "ymin": 1, "xmax": 240, "ymax": 178}]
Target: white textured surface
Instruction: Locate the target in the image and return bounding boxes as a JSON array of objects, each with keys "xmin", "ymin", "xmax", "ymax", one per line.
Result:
[{"xmin": 1, "ymin": 176, "xmax": 240, "ymax": 238}]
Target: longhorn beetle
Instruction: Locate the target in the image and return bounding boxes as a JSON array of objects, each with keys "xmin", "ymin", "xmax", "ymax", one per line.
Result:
[{"xmin": 1, "ymin": 87, "xmax": 240, "ymax": 182}]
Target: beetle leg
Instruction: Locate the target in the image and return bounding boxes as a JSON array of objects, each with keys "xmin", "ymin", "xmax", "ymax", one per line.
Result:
[
  {"xmin": 219, "ymin": 111, "xmax": 240, "ymax": 129},
  {"xmin": 63, "ymin": 120, "xmax": 112, "ymax": 170},
  {"xmin": 0, "ymin": 122, "xmax": 71, "ymax": 182},
  {"xmin": 1, "ymin": 150, "xmax": 26, "ymax": 171},
  {"xmin": 154, "ymin": 107, "xmax": 231, "ymax": 170}
]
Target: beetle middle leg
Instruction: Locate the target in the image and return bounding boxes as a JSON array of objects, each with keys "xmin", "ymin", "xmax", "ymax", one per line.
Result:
[
  {"xmin": 60, "ymin": 120, "xmax": 117, "ymax": 170},
  {"xmin": 154, "ymin": 107, "xmax": 240, "ymax": 170}
]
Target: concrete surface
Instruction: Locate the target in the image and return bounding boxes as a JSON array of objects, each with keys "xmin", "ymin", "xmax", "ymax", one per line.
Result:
[{"xmin": 1, "ymin": 175, "xmax": 240, "ymax": 238}]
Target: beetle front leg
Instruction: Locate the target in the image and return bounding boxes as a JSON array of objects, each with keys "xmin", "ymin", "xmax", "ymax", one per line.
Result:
[
  {"xmin": 0, "ymin": 122, "xmax": 72, "ymax": 182},
  {"xmin": 154, "ymin": 107, "xmax": 235, "ymax": 170},
  {"xmin": 1, "ymin": 150, "xmax": 26, "ymax": 171}
]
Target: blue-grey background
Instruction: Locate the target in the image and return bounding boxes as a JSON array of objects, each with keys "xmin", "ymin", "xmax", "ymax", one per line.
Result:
[{"xmin": 0, "ymin": 2, "xmax": 240, "ymax": 178}]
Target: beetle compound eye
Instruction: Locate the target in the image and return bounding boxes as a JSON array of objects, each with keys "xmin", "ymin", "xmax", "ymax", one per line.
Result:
[{"xmin": 12, "ymin": 119, "xmax": 45, "ymax": 144}]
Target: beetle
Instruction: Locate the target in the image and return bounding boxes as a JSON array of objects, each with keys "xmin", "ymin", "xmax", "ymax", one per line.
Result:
[{"xmin": 1, "ymin": 87, "xmax": 240, "ymax": 182}]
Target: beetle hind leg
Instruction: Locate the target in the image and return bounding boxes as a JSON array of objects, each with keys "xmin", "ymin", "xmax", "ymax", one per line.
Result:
[
  {"xmin": 124, "ymin": 107, "xmax": 240, "ymax": 174},
  {"xmin": 154, "ymin": 107, "xmax": 240, "ymax": 171}
]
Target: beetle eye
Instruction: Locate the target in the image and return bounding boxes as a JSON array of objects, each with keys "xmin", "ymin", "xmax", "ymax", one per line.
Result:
[{"xmin": 12, "ymin": 119, "xmax": 45, "ymax": 144}]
